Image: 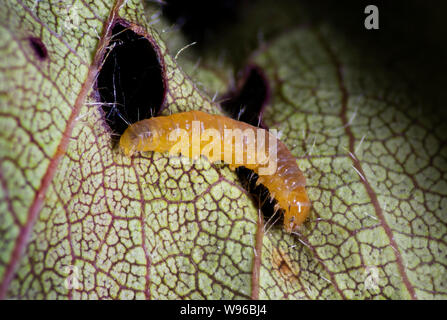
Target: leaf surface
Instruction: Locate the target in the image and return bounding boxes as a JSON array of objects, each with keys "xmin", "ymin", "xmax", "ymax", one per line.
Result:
[
  {"xmin": 0, "ymin": 0, "xmax": 446, "ymax": 299},
  {"xmin": 250, "ymin": 26, "xmax": 447, "ymax": 299}
]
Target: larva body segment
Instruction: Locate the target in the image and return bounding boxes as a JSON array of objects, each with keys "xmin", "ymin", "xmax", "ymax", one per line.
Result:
[{"xmin": 120, "ymin": 110, "xmax": 310, "ymax": 232}]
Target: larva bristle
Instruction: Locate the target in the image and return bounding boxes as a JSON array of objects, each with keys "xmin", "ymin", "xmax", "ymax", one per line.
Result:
[
  {"xmin": 120, "ymin": 110, "xmax": 311, "ymax": 233},
  {"xmin": 256, "ymin": 176, "xmax": 266, "ymax": 187}
]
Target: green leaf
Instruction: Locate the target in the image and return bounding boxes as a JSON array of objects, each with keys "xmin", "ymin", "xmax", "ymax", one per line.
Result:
[
  {"xmin": 0, "ymin": 0, "xmax": 256, "ymax": 299},
  {"xmin": 1, "ymin": 0, "xmax": 446, "ymax": 300},
  {"xmin": 251, "ymin": 26, "xmax": 447, "ymax": 299}
]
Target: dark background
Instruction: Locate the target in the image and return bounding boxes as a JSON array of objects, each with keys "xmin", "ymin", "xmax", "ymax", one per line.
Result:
[{"xmin": 160, "ymin": 0, "xmax": 446, "ymax": 107}]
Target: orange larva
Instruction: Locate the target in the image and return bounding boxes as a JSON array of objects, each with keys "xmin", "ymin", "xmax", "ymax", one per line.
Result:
[{"xmin": 120, "ymin": 110, "xmax": 310, "ymax": 232}]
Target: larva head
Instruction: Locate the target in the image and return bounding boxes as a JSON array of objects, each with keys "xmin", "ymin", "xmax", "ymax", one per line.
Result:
[
  {"xmin": 282, "ymin": 190, "xmax": 310, "ymax": 233},
  {"xmin": 119, "ymin": 120, "xmax": 160, "ymax": 156}
]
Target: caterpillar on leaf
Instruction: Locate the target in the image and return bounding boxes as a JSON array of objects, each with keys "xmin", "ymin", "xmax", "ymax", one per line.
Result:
[{"xmin": 120, "ymin": 110, "xmax": 310, "ymax": 232}]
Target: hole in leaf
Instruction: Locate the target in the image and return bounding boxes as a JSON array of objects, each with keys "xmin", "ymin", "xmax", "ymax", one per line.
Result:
[
  {"xmin": 220, "ymin": 65, "xmax": 280, "ymax": 227},
  {"xmin": 28, "ymin": 37, "xmax": 48, "ymax": 60},
  {"xmin": 96, "ymin": 22, "xmax": 165, "ymax": 136},
  {"xmin": 237, "ymin": 167, "xmax": 283, "ymax": 228},
  {"xmin": 221, "ymin": 66, "xmax": 270, "ymax": 128}
]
